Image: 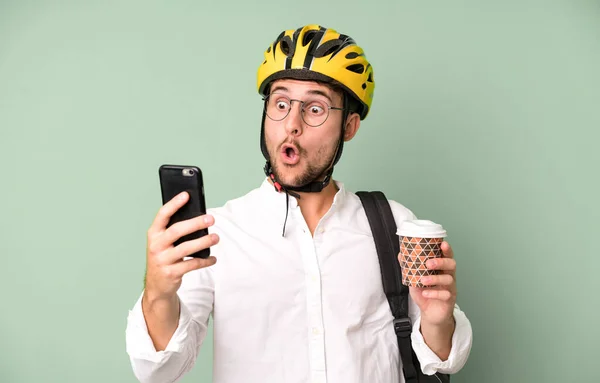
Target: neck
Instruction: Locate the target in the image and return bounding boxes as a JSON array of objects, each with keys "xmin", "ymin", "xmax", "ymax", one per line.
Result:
[
  {"xmin": 295, "ymin": 180, "xmax": 339, "ymax": 235},
  {"xmin": 296, "ymin": 178, "xmax": 337, "ymax": 207},
  {"xmin": 267, "ymin": 176, "xmax": 339, "ymax": 235}
]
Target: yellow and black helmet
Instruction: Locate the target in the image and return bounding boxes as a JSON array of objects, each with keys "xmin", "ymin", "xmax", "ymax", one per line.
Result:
[{"xmin": 257, "ymin": 24, "xmax": 375, "ymax": 120}]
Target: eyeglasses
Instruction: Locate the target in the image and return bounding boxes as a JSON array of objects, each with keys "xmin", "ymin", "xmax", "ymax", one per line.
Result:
[{"xmin": 262, "ymin": 93, "xmax": 346, "ymax": 127}]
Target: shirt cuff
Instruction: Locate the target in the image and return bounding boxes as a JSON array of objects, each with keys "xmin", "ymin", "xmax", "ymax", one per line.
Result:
[
  {"xmin": 410, "ymin": 306, "xmax": 473, "ymax": 375},
  {"xmin": 125, "ymin": 292, "xmax": 194, "ymax": 364}
]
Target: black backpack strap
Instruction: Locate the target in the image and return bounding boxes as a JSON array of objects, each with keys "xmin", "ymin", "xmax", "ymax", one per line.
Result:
[{"xmin": 356, "ymin": 191, "xmax": 418, "ymax": 383}]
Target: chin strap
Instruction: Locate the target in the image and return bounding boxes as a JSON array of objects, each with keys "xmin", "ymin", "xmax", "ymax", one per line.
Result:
[
  {"xmin": 263, "ymin": 162, "xmax": 333, "ymax": 196},
  {"xmin": 264, "ymin": 162, "xmax": 334, "ymax": 237}
]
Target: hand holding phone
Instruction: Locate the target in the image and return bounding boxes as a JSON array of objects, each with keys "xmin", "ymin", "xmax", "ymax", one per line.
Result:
[
  {"xmin": 159, "ymin": 164, "xmax": 211, "ymax": 258},
  {"xmin": 144, "ymin": 165, "xmax": 219, "ymax": 301}
]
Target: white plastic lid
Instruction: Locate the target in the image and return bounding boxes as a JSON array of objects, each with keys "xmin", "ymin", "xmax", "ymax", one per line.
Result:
[{"xmin": 396, "ymin": 219, "xmax": 447, "ymax": 238}]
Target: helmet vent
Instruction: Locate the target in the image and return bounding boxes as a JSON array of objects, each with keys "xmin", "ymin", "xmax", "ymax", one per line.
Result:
[
  {"xmin": 281, "ymin": 40, "xmax": 290, "ymax": 55},
  {"xmin": 280, "ymin": 36, "xmax": 294, "ymax": 57},
  {"xmin": 345, "ymin": 52, "xmax": 361, "ymax": 59},
  {"xmin": 346, "ymin": 63, "xmax": 365, "ymax": 74},
  {"xmin": 303, "ymin": 30, "xmax": 317, "ymax": 46},
  {"xmin": 367, "ymin": 72, "xmax": 373, "ymax": 82},
  {"xmin": 314, "ymin": 40, "xmax": 342, "ymax": 58}
]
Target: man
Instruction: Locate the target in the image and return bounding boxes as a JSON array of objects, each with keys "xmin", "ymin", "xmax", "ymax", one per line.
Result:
[{"xmin": 126, "ymin": 24, "xmax": 472, "ymax": 383}]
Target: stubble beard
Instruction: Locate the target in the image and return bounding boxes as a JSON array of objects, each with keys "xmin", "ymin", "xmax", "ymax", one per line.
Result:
[{"xmin": 269, "ymin": 140, "xmax": 338, "ymax": 188}]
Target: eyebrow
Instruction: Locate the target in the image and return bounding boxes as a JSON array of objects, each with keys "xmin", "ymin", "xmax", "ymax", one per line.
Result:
[
  {"xmin": 270, "ymin": 86, "xmax": 334, "ymax": 105},
  {"xmin": 270, "ymin": 85, "xmax": 289, "ymax": 94},
  {"xmin": 307, "ymin": 89, "xmax": 334, "ymax": 105}
]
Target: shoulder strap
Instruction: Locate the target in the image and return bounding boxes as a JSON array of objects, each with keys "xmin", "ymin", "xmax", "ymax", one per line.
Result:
[{"xmin": 356, "ymin": 191, "xmax": 418, "ymax": 383}]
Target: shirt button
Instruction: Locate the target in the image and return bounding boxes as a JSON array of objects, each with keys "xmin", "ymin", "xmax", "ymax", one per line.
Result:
[
  {"xmin": 312, "ymin": 327, "xmax": 320, "ymax": 335},
  {"xmin": 319, "ymin": 227, "xmax": 325, "ymax": 233},
  {"xmin": 311, "ymin": 274, "xmax": 318, "ymax": 282}
]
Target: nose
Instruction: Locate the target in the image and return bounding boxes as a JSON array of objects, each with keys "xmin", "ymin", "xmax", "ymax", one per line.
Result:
[{"xmin": 284, "ymin": 101, "xmax": 304, "ymax": 137}]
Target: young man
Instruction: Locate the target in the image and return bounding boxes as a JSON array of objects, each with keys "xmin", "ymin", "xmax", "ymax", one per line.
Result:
[{"xmin": 126, "ymin": 25, "xmax": 472, "ymax": 383}]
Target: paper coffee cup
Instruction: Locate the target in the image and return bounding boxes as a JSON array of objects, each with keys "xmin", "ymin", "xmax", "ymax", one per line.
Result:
[{"xmin": 397, "ymin": 220, "xmax": 447, "ymax": 287}]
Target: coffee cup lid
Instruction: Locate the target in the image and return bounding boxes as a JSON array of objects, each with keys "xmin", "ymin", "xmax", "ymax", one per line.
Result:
[{"xmin": 396, "ymin": 220, "xmax": 447, "ymax": 238}]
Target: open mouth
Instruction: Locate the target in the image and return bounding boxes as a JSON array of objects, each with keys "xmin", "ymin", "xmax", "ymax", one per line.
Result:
[{"xmin": 281, "ymin": 144, "xmax": 300, "ymax": 165}]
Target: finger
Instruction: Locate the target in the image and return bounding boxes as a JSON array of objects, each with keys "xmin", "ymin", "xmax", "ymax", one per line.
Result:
[
  {"xmin": 168, "ymin": 256, "xmax": 217, "ymax": 278},
  {"xmin": 426, "ymin": 257, "xmax": 456, "ymax": 272},
  {"xmin": 441, "ymin": 241, "xmax": 454, "ymax": 259},
  {"xmin": 420, "ymin": 274, "xmax": 454, "ymax": 287},
  {"xmin": 155, "ymin": 214, "xmax": 215, "ymax": 251},
  {"xmin": 148, "ymin": 192, "xmax": 189, "ymax": 236},
  {"xmin": 166, "ymin": 233, "xmax": 219, "ymax": 263},
  {"xmin": 422, "ymin": 289, "xmax": 453, "ymax": 300}
]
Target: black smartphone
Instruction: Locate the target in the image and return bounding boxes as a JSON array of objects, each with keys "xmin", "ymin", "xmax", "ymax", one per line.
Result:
[{"xmin": 158, "ymin": 164, "xmax": 210, "ymax": 258}]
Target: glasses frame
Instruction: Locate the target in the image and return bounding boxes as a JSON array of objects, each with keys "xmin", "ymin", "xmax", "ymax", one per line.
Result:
[{"xmin": 262, "ymin": 93, "xmax": 346, "ymax": 127}]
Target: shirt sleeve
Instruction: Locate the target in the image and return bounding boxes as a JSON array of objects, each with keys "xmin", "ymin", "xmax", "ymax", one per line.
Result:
[
  {"xmin": 410, "ymin": 303, "xmax": 473, "ymax": 375},
  {"xmin": 125, "ymin": 263, "xmax": 216, "ymax": 383}
]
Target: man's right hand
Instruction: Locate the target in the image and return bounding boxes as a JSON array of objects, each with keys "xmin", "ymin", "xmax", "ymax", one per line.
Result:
[
  {"xmin": 141, "ymin": 191, "xmax": 219, "ymax": 351},
  {"xmin": 144, "ymin": 191, "xmax": 219, "ymax": 302}
]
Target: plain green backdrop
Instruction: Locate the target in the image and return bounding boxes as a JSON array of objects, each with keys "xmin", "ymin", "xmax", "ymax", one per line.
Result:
[{"xmin": 1, "ymin": 1, "xmax": 599, "ymax": 382}]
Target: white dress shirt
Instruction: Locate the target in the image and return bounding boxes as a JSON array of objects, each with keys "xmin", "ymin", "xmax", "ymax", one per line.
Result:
[{"xmin": 125, "ymin": 178, "xmax": 472, "ymax": 383}]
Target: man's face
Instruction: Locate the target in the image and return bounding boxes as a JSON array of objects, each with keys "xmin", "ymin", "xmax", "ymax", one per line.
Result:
[{"xmin": 264, "ymin": 79, "xmax": 345, "ymax": 188}]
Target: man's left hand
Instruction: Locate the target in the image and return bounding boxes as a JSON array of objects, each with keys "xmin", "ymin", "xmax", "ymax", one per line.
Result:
[{"xmin": 404, "ymin": 241, "xmax": 457, "ymax": 326}]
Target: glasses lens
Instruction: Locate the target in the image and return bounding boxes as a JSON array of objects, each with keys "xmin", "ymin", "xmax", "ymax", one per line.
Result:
[
  {"xmin": 301, "ymin": 100, "xmax": 329, "ymax": 127},
  {"xmin": 265, "ymin": 94, "xmax": 291, "ymax": 121}
]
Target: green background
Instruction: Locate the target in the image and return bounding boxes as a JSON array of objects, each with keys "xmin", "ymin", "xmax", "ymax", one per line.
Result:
[{"xmin": 1, "ymin": 1, "xmax": 598, "ymax": 382}]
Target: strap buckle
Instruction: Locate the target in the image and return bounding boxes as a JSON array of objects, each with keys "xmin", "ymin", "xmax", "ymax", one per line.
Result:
[{"xmin": 393, "ymin": 317, "xmax": 412, "ymax": 338}]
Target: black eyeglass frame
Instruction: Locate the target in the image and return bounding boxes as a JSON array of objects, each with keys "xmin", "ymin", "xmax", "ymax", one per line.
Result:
[{"xmin": 261, "ymin": 93, "xmax": 347, "ymax": 127}]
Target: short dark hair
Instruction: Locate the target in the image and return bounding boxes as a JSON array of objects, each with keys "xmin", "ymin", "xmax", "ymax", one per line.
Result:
[{"xmin": 324, "ymin": 79, "xmax": 362, "ymax": 117}]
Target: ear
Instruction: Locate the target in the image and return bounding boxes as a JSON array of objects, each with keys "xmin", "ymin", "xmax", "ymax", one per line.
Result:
[{"xmin": 343, "ymin": 112, "xmax": 361, "ymax": 142}]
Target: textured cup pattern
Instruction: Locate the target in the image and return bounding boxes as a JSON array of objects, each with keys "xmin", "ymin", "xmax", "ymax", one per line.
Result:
[{"xmin": 399, "ymin": 236, "xmax": 444, "ymax": 287}]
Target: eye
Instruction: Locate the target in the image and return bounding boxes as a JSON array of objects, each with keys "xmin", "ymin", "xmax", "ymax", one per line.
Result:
[
  {"xmin": 306, "ymin": 102, "xmax": 325, "ymax": 115},
  {"xmin": 275, "ymin": 100, "xmax": 290, "ymax": 110}
]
